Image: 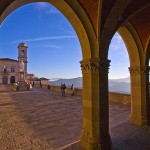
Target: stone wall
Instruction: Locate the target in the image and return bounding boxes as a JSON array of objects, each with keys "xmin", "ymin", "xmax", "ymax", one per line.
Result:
[
  {"xmin": 109, "ymin": 92, "xmax": 130, "ymax": 105},
  {"xmin": 34, "ymin": 84, "xmax": 131, "ymax": 105},
  {"xmin": 48, "ymin": 85, "xmax": 82, "ymax": 96}
]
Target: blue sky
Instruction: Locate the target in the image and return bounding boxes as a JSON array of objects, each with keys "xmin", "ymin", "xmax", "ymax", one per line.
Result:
[{"xmin": 0, "ymin": 2, "xmax": 129, "ymax": 79}]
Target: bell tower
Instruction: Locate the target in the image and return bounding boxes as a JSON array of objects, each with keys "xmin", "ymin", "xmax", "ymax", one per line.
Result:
[{"xmin": 18, "ymin": 42, "xmax": 28, "ymax": 77}]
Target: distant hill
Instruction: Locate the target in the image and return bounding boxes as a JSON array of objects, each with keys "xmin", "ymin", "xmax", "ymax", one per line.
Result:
[
  {"xmin": 109, "ymin": 77, "xmax": 130, "ymax": 83},
  {"xmin": 109, "ymin": 77, "xmax": 130, "ymax": 93},
  {"xmin": 49, "ymin": 77, "xmax": 82, "ymax": 88},
  {"xmin": 49, "ymin": 76, "xmax": 130, "ymax": 93}
]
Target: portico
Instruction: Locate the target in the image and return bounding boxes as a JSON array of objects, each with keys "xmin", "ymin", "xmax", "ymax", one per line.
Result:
[{"xmin": 0, "ymin": 0, "xmax": 150, "ymax": 149}]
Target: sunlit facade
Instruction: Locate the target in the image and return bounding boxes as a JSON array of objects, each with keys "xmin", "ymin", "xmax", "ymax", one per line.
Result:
[{"xmin": 0, "ymin": 42, "xmax": 34, "ymax": 84}]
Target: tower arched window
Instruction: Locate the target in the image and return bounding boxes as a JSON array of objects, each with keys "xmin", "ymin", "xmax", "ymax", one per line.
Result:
[{"xmin": 21, "ymin": 50, "xmax": 25, "ymax": 56}]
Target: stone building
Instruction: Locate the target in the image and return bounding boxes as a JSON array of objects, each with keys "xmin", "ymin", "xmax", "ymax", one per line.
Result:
[
  {"xmin": 0, "ymin": 58, "xmax": 19, "ymax": 84},
  {"xmin": 0, "ymin": 42, "xmax": 34, "ymax": 84}
]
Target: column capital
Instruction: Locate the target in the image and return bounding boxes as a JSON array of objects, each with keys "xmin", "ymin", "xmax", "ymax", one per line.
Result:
[
  {"xmin": 80, "ymin": 58, "xmax": 111, "ymax": 73},
  {"xmin": 129, "ymin": 66, "xmax": 150, "ymax": 75}
]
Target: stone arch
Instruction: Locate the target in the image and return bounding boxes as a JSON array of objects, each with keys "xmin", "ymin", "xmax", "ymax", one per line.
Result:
[
  {"xmin": 0, "ymin": 0, "xmax": 98, "ymax": 60},
  {"xmin": 117, "ymin": 23, "xmax": 149, "ymax": 125},
  {"xmin": 97, "ymin": 18, "xmax": 147, "ymax": 149},
  {"xmin": 100, "ymin": 20, "xmax": 143, "ymax": 67},
  {"xmin": 99, "ymin": 0, "xmax": 132, "ymax": 58},
  {"xmin": 0, "ymin": 1, "xmax": 100, "ymax": 149},
  {"xmin": 118, "ymin": 22, "xmax": 143, "ymax": 67}
]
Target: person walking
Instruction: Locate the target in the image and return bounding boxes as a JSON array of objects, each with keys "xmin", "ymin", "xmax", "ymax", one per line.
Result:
[{"xmin": 71, "ymin": 84, "xmax": 74, "ymax": 96}]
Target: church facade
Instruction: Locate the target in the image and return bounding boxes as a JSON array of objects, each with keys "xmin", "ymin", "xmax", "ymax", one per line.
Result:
[{"xmin": 0, "ymin": 42, "xmax": 34, "ymax": 84}]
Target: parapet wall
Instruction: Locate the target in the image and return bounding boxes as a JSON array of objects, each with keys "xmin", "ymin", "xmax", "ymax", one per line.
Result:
[
  {"xmin": 109, "ymin": 92, "xmax": 130, "ymax": 105},
  {"xmin": 37, "ymin": 84, "xmax": 131, "ymax": 105}
]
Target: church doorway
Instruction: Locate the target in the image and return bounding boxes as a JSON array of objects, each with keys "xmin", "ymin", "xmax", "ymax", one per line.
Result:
[
  {"xmin": 10, "ymin": 76, "xmax": 15, "ymax": 84},
  {"xmin": 2, "ymin": 76, "xmax": 8, "ymax": 84}
]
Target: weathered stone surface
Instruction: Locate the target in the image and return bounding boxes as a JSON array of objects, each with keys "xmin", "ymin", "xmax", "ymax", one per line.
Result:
[
  {"xmin": 0, "ymin": 87, "xmax": 82, "ymax": 149},
  {"xmin": 1, "ymin": 87, "xmax": 150, "ymax": 150}
]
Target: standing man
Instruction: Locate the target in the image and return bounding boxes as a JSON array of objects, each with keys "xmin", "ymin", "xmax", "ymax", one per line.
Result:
[
  {"xmin": 62, "ymin": 83, "xmax": 66, "ymax": 97},
  {"xmin": 71, "ymin": 84, "xmax": 74, "ymax": 96}
]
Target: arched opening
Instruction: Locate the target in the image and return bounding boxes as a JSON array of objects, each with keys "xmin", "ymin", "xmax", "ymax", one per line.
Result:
[
  {"xmin": 10, "ymin": 76, "xmax": 15, "ymax": 84},
  {"xmin": 108, "ymin": 32, "xmax": 131, "ymax": 147},
  {"xmin": 108, "ymin": 31, "xmax": 130, "ymax": 120},
  {"xmin": 106, "ymin": 23, "xmax": 149, "ymax": 148},
  {"xmin": 0, "ymin": 0, "xmax": 97, "ymax": 59},
  {"xmin": 0, "ymin": 6, "xmax": 98, "ymax": 148},
  {"xmin": 0, "ymin": 2, "xmax": 92, "ymax": 149}
]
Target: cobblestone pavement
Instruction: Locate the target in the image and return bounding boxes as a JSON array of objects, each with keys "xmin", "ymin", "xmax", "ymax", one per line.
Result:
[{"xmin": 1, "ymin": 87, "xmax": 150, "ymax": 150}]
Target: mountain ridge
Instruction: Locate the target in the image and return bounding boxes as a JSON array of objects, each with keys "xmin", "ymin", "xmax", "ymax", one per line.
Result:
[{"xmin": 49, "ymin": 76, "xmax": 130, "ymax": 93}]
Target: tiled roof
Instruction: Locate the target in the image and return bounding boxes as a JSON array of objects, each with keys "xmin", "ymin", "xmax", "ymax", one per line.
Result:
[{"xmin": 0, "ymin": 58, "xmax": 18, "ymax": 62}]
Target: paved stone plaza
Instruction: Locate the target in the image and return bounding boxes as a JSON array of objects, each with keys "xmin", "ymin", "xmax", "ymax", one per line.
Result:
[{"xmin": 0, "ymin": 86, "xmax": 150, "ymax": 150}]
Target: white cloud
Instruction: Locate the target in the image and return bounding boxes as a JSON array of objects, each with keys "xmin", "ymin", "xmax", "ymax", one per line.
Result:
[
  {"xmin": 32, "ymin": 44, "xmax": 62, "ymax": 49},
  {"xmin": 9, "ymin": 35, "xmax": 76, "ymax": 44},
  {"xmin": 36, "ymin": 2, "xmax": 49, "ymax": 10},
  {"xmin": 35, "ymin": 2, "xmax": 60, "ymax": 14},
  {"xmin": 47, "ymin": 9, "xmax": 60, "ymax": 14}
]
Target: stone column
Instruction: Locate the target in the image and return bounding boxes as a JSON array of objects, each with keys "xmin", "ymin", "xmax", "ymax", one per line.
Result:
[
  {"xmin": 129, "ymin": 66, "xmax": 150, "ymax": 125},
  {"xmin": 80, "ymin": 58, "xmax": 111, "ymax": 150}
]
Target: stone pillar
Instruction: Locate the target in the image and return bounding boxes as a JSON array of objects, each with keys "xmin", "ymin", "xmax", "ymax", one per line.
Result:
[
  {"xmin": 129, "ymin": 66, "xmax": 150, "ymax": 125},
  {"xmin": 80, "ymin": 58, "xmax": 111, "ymax": 150}
]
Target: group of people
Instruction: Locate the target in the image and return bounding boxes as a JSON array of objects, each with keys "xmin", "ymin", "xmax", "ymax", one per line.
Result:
[{"xmin": 60, "ymin": 83, "xmax": 74, "ymax": 97}]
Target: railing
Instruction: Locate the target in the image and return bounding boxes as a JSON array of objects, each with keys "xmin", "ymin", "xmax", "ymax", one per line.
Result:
[{"xmin": 33, "ymin": 83, "xmax": 131, "ymax": 106}]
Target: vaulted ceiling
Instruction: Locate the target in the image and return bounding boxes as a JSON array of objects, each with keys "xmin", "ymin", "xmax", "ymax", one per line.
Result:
[
  {"xmin": 78, "ymin": 0, "xmax": 150, "ymax": 49},
  {"xmin": 0, "ymin": 0, "xmax": 149, "ymax": 48}
]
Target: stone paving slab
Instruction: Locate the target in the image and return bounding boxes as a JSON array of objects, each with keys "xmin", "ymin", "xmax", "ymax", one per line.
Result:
[
  {"xmin": 111, "ymin": 122, "xmax": 150, "ymax": 150},
  {"xmin": 0, "ymin": 87, "xmax": 82, "ymax": 149},
  {"xmin": 1, "ymin": 87, "xmax": 150, "ymax": 150}
]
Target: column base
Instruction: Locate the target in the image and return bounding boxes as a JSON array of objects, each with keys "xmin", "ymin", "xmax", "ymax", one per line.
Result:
[
  {"xmin": 129, "ymin": 114, "xmax": 150, "ymax": 126},
  {"xmin": 80, "ymin": 130, "xmax": 111, "ymax": 150}
]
